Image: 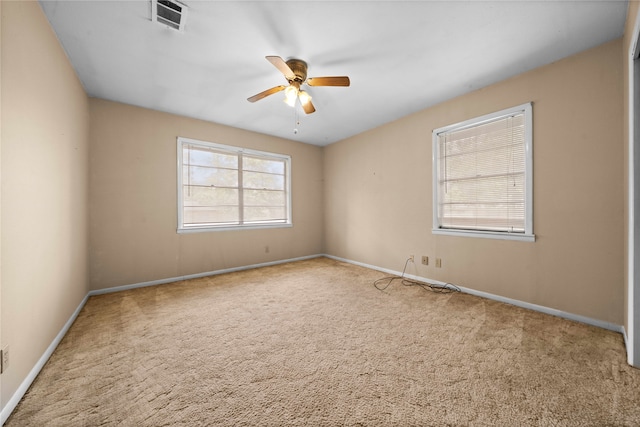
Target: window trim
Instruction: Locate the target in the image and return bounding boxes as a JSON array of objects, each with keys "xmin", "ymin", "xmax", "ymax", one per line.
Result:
[
  {"xmin": 431, "ymin": 103, "xmax": 534, "ymax": 242},
  {"xmin": 177, "ymin": 137, "xmax": 292, "ymax": 233}
]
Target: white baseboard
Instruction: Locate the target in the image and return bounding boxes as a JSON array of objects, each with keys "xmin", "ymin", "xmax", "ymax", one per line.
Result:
[
  {"xmin": 1, "ymin": 294, "xmax": 89, "ymax": 426},
  {"xmin": 88, "ymin": 254, "xmax": 323, "ymax": 296},
  {"xmin": 325, "ymin": 254, "xmax": 625, "ymax": 334}
]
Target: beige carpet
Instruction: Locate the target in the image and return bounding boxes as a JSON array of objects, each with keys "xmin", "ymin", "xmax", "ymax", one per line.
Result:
[{"xmin": 5, "ymin": 257, "xmax": 640, "ymax": 426}]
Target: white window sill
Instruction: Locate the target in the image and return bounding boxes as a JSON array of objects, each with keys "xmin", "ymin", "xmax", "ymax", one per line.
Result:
[
  {"xmin": 178, "ymin": 223, "xmax": 293, "ymax": 233},
  {"xmin": 432, "ymin": 228, "xmax": 535, "ymax": 242}
]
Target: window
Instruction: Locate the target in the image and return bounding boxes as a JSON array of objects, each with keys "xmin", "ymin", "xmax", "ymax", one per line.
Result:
[
  {"xmin": 177, "ymin": 137, "xmax": 291, "ymax": 232},
  {"xmin": 432, "ymin": 103, "xmax": 534, "ymax": 242}
]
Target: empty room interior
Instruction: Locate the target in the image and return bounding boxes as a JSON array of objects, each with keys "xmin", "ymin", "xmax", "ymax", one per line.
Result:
[{"xmin": 3, "ymin": 0, "xmax": 640, "ymax": 424}]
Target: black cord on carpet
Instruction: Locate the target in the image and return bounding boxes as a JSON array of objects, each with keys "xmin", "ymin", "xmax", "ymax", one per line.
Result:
[{"xmin": 373, "ymin": 258, "xmax": 461, "ymax": 294}]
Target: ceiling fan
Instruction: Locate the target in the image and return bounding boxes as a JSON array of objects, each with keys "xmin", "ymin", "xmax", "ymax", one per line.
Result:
[{"xmin": 247, "ymin": 56, "xmax": 350, "ymax": 114}]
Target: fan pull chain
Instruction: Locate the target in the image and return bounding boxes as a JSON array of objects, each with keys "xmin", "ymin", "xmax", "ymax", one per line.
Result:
[{"xmin": 293, "ymin": 103, "xmax": 300, "ymax": 135}]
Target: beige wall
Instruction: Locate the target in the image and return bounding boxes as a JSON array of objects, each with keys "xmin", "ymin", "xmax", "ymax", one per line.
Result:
[
  {"xmin": 1, "ymin": 0, "xmax": 90, "ymax": 411},
  {"xmin": 89, "ymin": 99, "xmax": 324, "ymax": 290},
  {"xmin": 325, "ymin": 39, "xmax": 624, "ymax": 325}
]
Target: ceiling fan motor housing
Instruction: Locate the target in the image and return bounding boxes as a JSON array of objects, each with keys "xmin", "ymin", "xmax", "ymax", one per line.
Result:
[{"xmin": 286, "ymin": 59, "xmax": 308, "ymax": 83}]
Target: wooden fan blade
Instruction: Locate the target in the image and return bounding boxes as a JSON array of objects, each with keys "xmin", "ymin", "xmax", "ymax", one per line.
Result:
[
  {"xmin": 301, "ymin": 98, "xmax": 316, "ymax": 114},
  {"xmin": 247, "ymin": 85, "xmax": 286, "ymax": 103},
  {"xmin": 266, "ymin": 56, "xmax": 295, "ymax": 80},
  {"xmin": 306, "ymin": 76, "xmax": 350, "ymax": 87}
]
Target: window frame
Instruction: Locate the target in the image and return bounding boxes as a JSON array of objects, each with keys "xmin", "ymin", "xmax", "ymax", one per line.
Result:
[
  {"xmin": 177, "ymin": 137, "xmax": 292, "ymax": 233},
  {"xmin": 431, "ymin": 103, "xmax": 534, "ymax": 242}
]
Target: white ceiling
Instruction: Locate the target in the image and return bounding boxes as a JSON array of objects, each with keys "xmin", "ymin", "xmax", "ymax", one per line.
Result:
[{"xmin": 39, "ymin": 0, "xmax": 628, "ymax": 146}]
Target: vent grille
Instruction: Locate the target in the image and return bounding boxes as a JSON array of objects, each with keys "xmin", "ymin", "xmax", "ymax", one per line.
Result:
[{"xmin": 152, "ymin": 0, "xmax": 187, "ymax": 32}]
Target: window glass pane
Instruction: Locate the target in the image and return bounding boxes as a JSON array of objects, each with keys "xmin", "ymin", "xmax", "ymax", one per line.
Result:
[
  {"xmin": 184, "ymin": 206, "xmax": 239, "ymax": 225},
  {"xmin": 184, "ymin": 166, "xmax": 238, "ymax": 187},
  {"xmin": 441, "ymin": 175, "xmax": 524, "ymax": 204},
  {"xmin": 185, "ymin": 144, "xmax": 238, "ymax": 168},
  {"xmin": 183, "ymin": 186, "xmax": 238, "ymax": 207},
  {"xmin": 244, "ymin": 206, "xmax": 287, "ymax": 222},
  {"xmin": 243, "ymin": 189, "xmax": 286, "ymax": 207},
  {"xmin": 243, "ymin": 171, "xmax": 285, "ymax": 190},
  {"xmin": 243, "ymin": 156, "xmax": 285, "ymax": 174}
]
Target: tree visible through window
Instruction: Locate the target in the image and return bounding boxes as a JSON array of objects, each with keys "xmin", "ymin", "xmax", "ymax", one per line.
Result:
[
  {"xmin": 178, "ymin": 137, "xmax": 291, "ymax": 231},
  {"xmin": 432, "ymin": 103, "xmax": 534, "ymax": 241}
]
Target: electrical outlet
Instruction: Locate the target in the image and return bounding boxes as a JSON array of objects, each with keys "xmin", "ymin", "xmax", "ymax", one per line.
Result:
[
  {"xmin": 436, "ymin": 258, "xmax": 442, "ymax": 268},
  {"xmin": 1, "ymin": 346, "xmax": 9, "ymax": 374},
  {"xmin": 409, "ymin": 254, "xmax": 414, "ymax": 262},
  {"xmin": 421, "ymin": 256, "xmax": 429, "ymax": 265}
]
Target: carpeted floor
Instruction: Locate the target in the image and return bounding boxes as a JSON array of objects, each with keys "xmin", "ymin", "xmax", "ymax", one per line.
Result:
[{"xmin": 5, "ymin": 257, "xmax": 640, "ymax": 426}]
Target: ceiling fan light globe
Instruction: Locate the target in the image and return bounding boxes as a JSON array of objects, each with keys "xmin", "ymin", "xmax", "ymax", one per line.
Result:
[
  {"xmin": 284, "ymin": 85, "xmax": 298, "ymax": 107},
  {"xmin": 299, "ymin": 90, "xmax": 312, "ymax": 106},
  {"xmin": 284, "ymin": 97, "xmax": 297, "ymax": 107}
]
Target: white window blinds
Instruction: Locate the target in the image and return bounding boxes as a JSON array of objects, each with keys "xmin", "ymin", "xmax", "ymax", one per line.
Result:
[
  {"xmin": 433, "ymin": 103, "xmax": 533, "ymax": 239},
  {"xmin": 178, "ymin": 138, "xmax": 291, "ymax": 231}
]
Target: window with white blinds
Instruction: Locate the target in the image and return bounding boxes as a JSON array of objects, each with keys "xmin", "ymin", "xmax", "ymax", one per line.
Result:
[
  {"xmin": 177, "ymin": 137, "xmax": 291, "ymax": 232},
  {"xmin": 432, "ymin": 103, "xmax": 534, "ymax": 241}
]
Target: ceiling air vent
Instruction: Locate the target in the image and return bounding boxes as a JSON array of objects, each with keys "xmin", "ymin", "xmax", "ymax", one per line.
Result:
[{"xmin": 152, "ymin": 0, "xmax": 187, "ymax": 32}]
